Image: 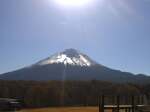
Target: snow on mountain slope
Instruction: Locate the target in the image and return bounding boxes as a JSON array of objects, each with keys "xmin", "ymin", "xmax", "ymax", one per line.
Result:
[
  {"xmin": 1, "ymin": 48, "xmax": 150, "ymax": 83},
  {"xmin": 36, "ymin": 49, "xmax": 97, "ymax": 67}
]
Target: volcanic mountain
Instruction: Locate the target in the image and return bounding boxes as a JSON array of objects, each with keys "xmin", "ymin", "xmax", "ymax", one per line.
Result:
[
  {"xmin": 35, "ymin": 48, "xmax": 97, "ymax": 67},
  {"xmin": 0, "ymin": 48, "xmax": 150, "ymax": 84}
]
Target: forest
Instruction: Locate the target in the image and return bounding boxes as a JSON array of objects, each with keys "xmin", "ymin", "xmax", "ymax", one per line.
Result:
[{"xmin": 0, "ymin": 80, "xmax": 150, "ymax": 108}]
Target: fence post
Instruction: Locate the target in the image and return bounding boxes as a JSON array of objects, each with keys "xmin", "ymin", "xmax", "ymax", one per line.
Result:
[
  {"xmin": 117, "ymin": 95, "xmax": 120, "ymax": 112},
  {"xmin": 131, "ymin": 96, "xmax": 135, "ymax": 112},
  {"xmin": 99, "ymin": 95, "xmax": 104, "ymax": 112},
  {"xmin": 99, "ymin": 96, "xmax": 101, "ymax": 112}
]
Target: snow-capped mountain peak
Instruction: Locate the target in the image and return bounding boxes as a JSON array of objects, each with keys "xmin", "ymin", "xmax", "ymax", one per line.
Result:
[{"xmin": 36, "ymin": 49, "xmax": 97, "ymax": 67}]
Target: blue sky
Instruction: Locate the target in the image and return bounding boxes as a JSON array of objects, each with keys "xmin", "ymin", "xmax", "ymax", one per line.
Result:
[{"xmin": 0, "ymin": 0, "xmax": 150, "ymax": 75}]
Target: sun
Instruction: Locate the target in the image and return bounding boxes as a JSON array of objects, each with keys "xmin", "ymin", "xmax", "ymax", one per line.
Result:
[{"xmin": 54, "ymin": 0, "xmax": 93, "ymax": 8}]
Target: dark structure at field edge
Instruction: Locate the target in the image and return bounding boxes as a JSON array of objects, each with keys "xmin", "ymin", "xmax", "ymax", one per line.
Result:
[
  {"xmin": 99, "ymin": 95, "xmax": 150, "ymax": 112},
  {"xmin": 0, "ymin": 98, "xmax": 22, "ymax": 111}
]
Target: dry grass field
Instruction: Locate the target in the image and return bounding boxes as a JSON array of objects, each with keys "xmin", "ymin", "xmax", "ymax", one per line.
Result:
[{"xmin": 19, "ymin": 107, "xmax": 99, "ymax": 112}]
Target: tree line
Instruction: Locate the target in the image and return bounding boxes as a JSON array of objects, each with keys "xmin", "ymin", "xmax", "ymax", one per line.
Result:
[{"xmin": 0, "ymin": 80, "xmax": 150, "ymax": 108}]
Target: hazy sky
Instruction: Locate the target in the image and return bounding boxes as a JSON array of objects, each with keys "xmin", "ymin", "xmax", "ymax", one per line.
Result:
[{"xmin": 0, "ymin": 0, "xmax": 150, "ymax": 75}]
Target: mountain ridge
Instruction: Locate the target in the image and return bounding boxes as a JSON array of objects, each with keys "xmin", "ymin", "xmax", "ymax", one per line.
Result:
[{"xmin": 0, "ymin": 48, "xmax": 150, "ymax": 84}]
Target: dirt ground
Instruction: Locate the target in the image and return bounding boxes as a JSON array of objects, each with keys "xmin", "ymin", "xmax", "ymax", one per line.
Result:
[{"xmin": 19, "ymin": 107, "xmax": 99, "ymax": 112}]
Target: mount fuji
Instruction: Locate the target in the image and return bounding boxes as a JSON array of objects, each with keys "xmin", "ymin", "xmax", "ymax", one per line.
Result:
[
  {"xmin": 0, "ymin": 48, "xmax": 150, "ymax": 84},
  {"xmin": 35, "ymin": 49, "xmax": 97, "ymax": 67}
]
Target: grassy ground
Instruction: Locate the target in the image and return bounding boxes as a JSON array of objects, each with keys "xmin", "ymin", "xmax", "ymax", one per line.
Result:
[{"xmin": 19, "ymin": 107, "xmax": 99, "ymax": 112}]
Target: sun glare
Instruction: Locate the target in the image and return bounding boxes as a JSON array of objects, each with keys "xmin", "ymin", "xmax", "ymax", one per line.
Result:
[{"xmin": 54, "ymin": 0, "xmax": 93, "ymax": 8}]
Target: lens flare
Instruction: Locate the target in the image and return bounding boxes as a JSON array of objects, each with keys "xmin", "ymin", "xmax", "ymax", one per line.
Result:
[{"xmin": 54, "ymin": 0, "xmax": 93, "ymax": 8}]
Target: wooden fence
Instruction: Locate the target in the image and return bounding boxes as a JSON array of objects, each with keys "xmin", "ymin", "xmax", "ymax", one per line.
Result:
[{"xmin": 98, "ymin": 95, "xmax": 149, "ymax": 112}]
